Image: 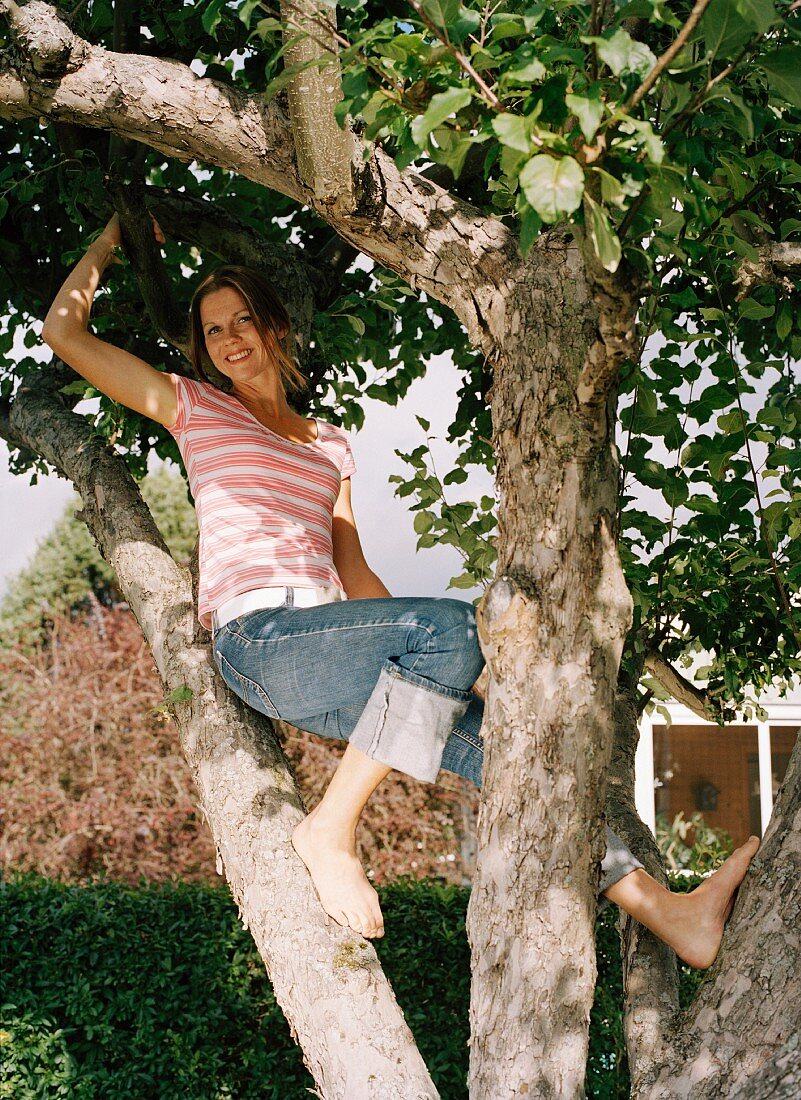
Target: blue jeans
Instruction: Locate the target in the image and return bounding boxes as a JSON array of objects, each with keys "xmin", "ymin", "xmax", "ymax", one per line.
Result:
[{"xmin": 212, "ymin": 589, "xmax": 641, "ymax": 893}]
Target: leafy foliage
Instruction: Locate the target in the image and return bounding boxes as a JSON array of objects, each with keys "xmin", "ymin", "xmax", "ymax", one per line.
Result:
[{"xmin": 655, "ymin": 811, "xmax": 734, "ymax": 873}]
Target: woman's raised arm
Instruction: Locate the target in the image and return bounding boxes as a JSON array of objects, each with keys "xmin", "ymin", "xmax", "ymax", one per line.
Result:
[{"xmin": 41, "ymin": 215, "xmax": 178, "ymax": 428}]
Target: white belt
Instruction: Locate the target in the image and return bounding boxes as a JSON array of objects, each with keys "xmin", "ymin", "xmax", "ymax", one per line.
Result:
[{"xmin": 212, "ymin": 584, "xmax": 342, "ymax": 632}]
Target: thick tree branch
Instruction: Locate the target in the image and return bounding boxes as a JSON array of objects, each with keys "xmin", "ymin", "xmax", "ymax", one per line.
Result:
[
  {"xmin": 730, "ymin": 1034, "xmax": 801, "ymax": 1100},
  {"xmin": 108, "ymin": 0, "xmax": 143, "ymax": 170},
  {"xmin": 312, "ymin": 229, "xmax": 360, "ymax": 308},
  {"xmin": 644, "ymin": 650, "xmax": 719, "ymax": 721},
  {"xmin": 280, "ymin": 0, "xmax": 354, "ymax": 208},
  {"xmin": 0, "ymin": 1, "xmax": 518, "ymax": 352},
  {"xmin": 4, "ymin": 371, "xmax": 441, "ymax": 1097},
  {"xmin": 108, "ymin": 179, "xmax": 191, "ymax": 357},
  {"xmin": 735, "ymin": 242, "xmax": 801, "ymax": 299}
]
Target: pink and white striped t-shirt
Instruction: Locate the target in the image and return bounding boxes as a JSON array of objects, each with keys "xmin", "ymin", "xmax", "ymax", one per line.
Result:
[{"xmin": 166, "ymin": 374, "xmax": 356, "ymax": 629}]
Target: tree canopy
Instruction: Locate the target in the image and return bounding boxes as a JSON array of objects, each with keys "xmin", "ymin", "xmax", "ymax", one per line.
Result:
[{"xmin": 1, "ymin": 0, "xmax": 798, "ymax": 716}]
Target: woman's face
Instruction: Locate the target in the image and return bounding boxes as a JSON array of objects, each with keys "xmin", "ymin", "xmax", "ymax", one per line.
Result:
[{"xmin": 200, "ymin": 286, "xmax": 274, "ymax": 384}]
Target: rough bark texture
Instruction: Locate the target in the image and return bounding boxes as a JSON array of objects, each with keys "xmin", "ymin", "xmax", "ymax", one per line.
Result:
[
  {"xmin": 0, "ymin": 2, "xmax": 520, "ymax": 349},
  {"xmin": 280, "ymin": 0, "xmax": 355, "ymax": 207},
  {"xmin": 644, "ymin": 729, "xmax": 801, "ymax": 1099},
  {"xmin": 467, "ymin": 235, "xmax": 635, "ymax": 1099},
  {"xmin": 643, "ymin": 650, "xmax": 717, "ymax": 722},
  {"xmin": 606, "ymin": 659, "xmax": 682, "ymax": 1096},
  {"xmin": 5, "ymin": 378, "xmax": 440, "ymax": 1100}
]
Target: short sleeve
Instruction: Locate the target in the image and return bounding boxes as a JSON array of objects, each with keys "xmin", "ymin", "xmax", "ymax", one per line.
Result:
[
  {"xmin": 341, "ymin": 435, "xmax": 356, "ymax": 479},
  {"xmin": 165, "ymin": 373, "xmax": 205, "ymax": 436}
]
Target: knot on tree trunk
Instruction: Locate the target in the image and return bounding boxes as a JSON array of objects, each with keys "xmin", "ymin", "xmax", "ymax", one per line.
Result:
[
  {"xmin": 6, "ymin": 1, "xmax": 86, "ymax": 79},
  {"xmin": 477, "ymin": 571, "xmax": 538, "ymax": 673}
]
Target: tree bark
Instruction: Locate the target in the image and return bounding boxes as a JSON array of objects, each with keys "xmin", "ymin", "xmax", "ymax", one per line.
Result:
[
  {"xmin": 643, "ymin": 728, "xmax": 801, "ymax": 1098},
  {"xmin": 4, "ymin": 375, "xmax": 440, "ymax": 1099},
  {"xmin": 280, "ymin": 0, "xmax": 354, "ymax": 208},
  {"xmin": 605, "ymin": 655, "xmax": 682, "ymax": 1095},
  {"xmin": 468, "ymin": 235, "xmax": 635, "ymax": 1098},
  {"xmin": 0, "ymin": 1, "xmax": 519, "ymax": 349}
]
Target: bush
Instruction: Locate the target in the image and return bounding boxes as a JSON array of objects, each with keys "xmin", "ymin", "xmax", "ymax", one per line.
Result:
[{"xmin": 0, "ymin": 877, "xmax": 702, "ymax": 1099}]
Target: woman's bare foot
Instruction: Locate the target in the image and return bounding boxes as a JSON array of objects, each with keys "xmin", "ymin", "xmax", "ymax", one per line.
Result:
[
  {"xmin": 605, "ymin": 836, "xmax": 760, "ymax": 969},
  {"xmin": 292, "ymin": 807, "xmax": 384, "ymax": 939}
]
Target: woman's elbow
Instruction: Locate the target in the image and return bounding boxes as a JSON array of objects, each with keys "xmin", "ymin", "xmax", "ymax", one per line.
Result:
[{"xmin": 41, "ymin": 316, "xmax": 64, "ymax": 354}]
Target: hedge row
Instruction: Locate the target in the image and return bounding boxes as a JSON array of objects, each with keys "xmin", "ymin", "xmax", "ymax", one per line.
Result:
[{"xmin": 0, "ymin": 877, "xmax": 700, "ymax": 1099}]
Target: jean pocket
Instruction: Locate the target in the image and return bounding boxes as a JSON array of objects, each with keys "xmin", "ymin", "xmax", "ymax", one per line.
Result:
[{"xmin": 216, "ymin": 651, "xmax": 281, "ymax": 721}]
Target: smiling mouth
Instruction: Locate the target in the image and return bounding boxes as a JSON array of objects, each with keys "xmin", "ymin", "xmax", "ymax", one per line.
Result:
[{"xmin": 226, "ymin": 348, "xmax": 252, "ymax": 363}]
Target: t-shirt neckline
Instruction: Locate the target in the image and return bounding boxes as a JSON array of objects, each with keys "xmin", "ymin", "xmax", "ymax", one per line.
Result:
[{"xmin": 228, "ymin": 393, "xmax": 321, "ymax": 448}]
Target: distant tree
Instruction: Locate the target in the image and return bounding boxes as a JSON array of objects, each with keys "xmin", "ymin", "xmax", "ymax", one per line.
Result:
[
  {"xmin": 0, "ymin": 0, "xmax": 799, "ymax": 1096},
  {"xmin": 0, "ymin": 468, "xmax": 196, "ymax": 641}
]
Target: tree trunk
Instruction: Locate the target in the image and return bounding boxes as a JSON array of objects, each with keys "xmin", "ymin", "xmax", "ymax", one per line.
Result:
[
  {"xmin": 605, "ymin": 657, "xmax": 681, "ymax": 1094},
  {"xmin": 643, "ymin": 728, "xmax": 801, "ymax": 1098},
  {"xmin": 6, "ymin": 376, "xmax": 440, "ymax": 1099},
  {"xmin": 468, "ymin": 235, "xmax": 635, "ymax": 1098}
]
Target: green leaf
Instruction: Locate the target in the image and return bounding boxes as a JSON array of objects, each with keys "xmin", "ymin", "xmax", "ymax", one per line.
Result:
[
  {"xmin": 411, "ymin": 88, "xmax": 472, "ymax": 147},
  {"xmin": 420, "ymin": 0, "xmax": 460, "ymax": 29},
  {"xmin": 415, "ymin": 415, "xmax": 431, "ymax": 432},
  {"xmin": 166, "ymin": 686, "xmax": 193, "ymax": 705},
  {"xmin": 201, "ymin": 0, "xmax": 226, "ymax": 36},
  {"xmin": 519, "ymin": 155, "xmax": 585, "ymax": 222},
  {"xmin": 760, "ymin": 48, "xmax": 801, "ymax": 108},
  {"xmin": 492, "ymin": 114, "xmax": 531, "ymax": 154},
  {"xmin": 503, "ymin": 50, "xmax": 547, "ymax": 84},
  {"xmin": 414, "ymin": 511, "xmax": 436, "ymax": 534},
  {"xmin": 738, "ymin": 298, "xmax": 774, "ymax": 321},
  {"xmin": 733, "ymin": 0, "xmax": 776, "ymax": 34},
  {"xmin": 584, "ymin": 194, "xmax": 622, "ymax": 273},
  {"xmin": 662, "ymin": 478, "xmax": 689, "ymax": 509},
  {"xmin": 449, "ymin": 572, "xmax": 480, "ymax": 589},
  {"xmin": 701, "ymin": 0, "xmax": 753, "ymax": 59},
  {"xmin": 518, "ymin": 203, "xmax": 542, "ymax": 256},
  {"xmin": 566, "ymin": 87, "xmax": 604, "ymax": 143},
  {"xmin": 253, "ymin": 16, "xmax": 284, "ymax": 36},
  {"xmin": 238, "ymin": 0, "xmax": 263, "ymax": 29},
  {"xmin": 776, "ymin": 303, "xmax": 792, "ymax": 342},
  {"xmin": 430, "ymin": 130, "xmax": 483, "ymax": 179},
  {"xmin": 582, "ymin": 28, "xmax": 656, "ymax": 78},
  {"xmin": 637, "ymin": 386, "xmax": 658, "ymax": 419}
]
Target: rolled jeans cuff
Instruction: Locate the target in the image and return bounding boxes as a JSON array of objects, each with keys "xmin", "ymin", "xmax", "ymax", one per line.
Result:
[
  {"xmin": 348, "ymin": 660, "xmax": 472, "ymax": 782},
  {"xmin": 598, "ymin": 826, "xmax": 644, "ymax": 910}
]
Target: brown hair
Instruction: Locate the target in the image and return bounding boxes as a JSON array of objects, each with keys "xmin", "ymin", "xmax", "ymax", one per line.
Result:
[{"xmin": 188, "ymin": 266, "xmax": 307, "ymax": 394}]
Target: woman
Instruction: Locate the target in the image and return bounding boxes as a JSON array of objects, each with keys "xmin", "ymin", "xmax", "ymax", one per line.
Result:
[{"xmin": 43, "ymin": 215, "xmax": 758, "ymax": 961}]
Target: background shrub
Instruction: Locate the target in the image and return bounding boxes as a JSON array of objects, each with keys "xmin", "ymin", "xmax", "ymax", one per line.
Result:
[{"xmin": 0, "ymin": 877, "xmax": 703, "ymax": 1100}]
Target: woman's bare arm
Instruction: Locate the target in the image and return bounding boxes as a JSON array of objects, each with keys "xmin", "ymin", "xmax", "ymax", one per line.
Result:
[
  {"xmin": 332, "ymin": 477, "xmax": 392, "ymax": 599},
  {"xmin": 41, "ymin": 215, "xmax": 178, "ymax": 428}
]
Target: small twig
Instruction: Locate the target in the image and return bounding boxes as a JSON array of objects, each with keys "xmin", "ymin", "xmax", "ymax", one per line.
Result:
[
  {"xmin": 660, "ymin": 38, "xmax": 760, "ymax": 146},
  {"xmin": 623, "ymin": 0, "xmax": 714, "ymax": 114},
  {"xmin": 405, "ymin": 0, "xmax": 503, "ymax": 110}
]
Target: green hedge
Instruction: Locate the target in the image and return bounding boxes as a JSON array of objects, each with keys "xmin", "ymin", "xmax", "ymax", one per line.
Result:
[{"xmin": 0, "ymin": 877, "xmax": 699, "ymax": 1099}]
